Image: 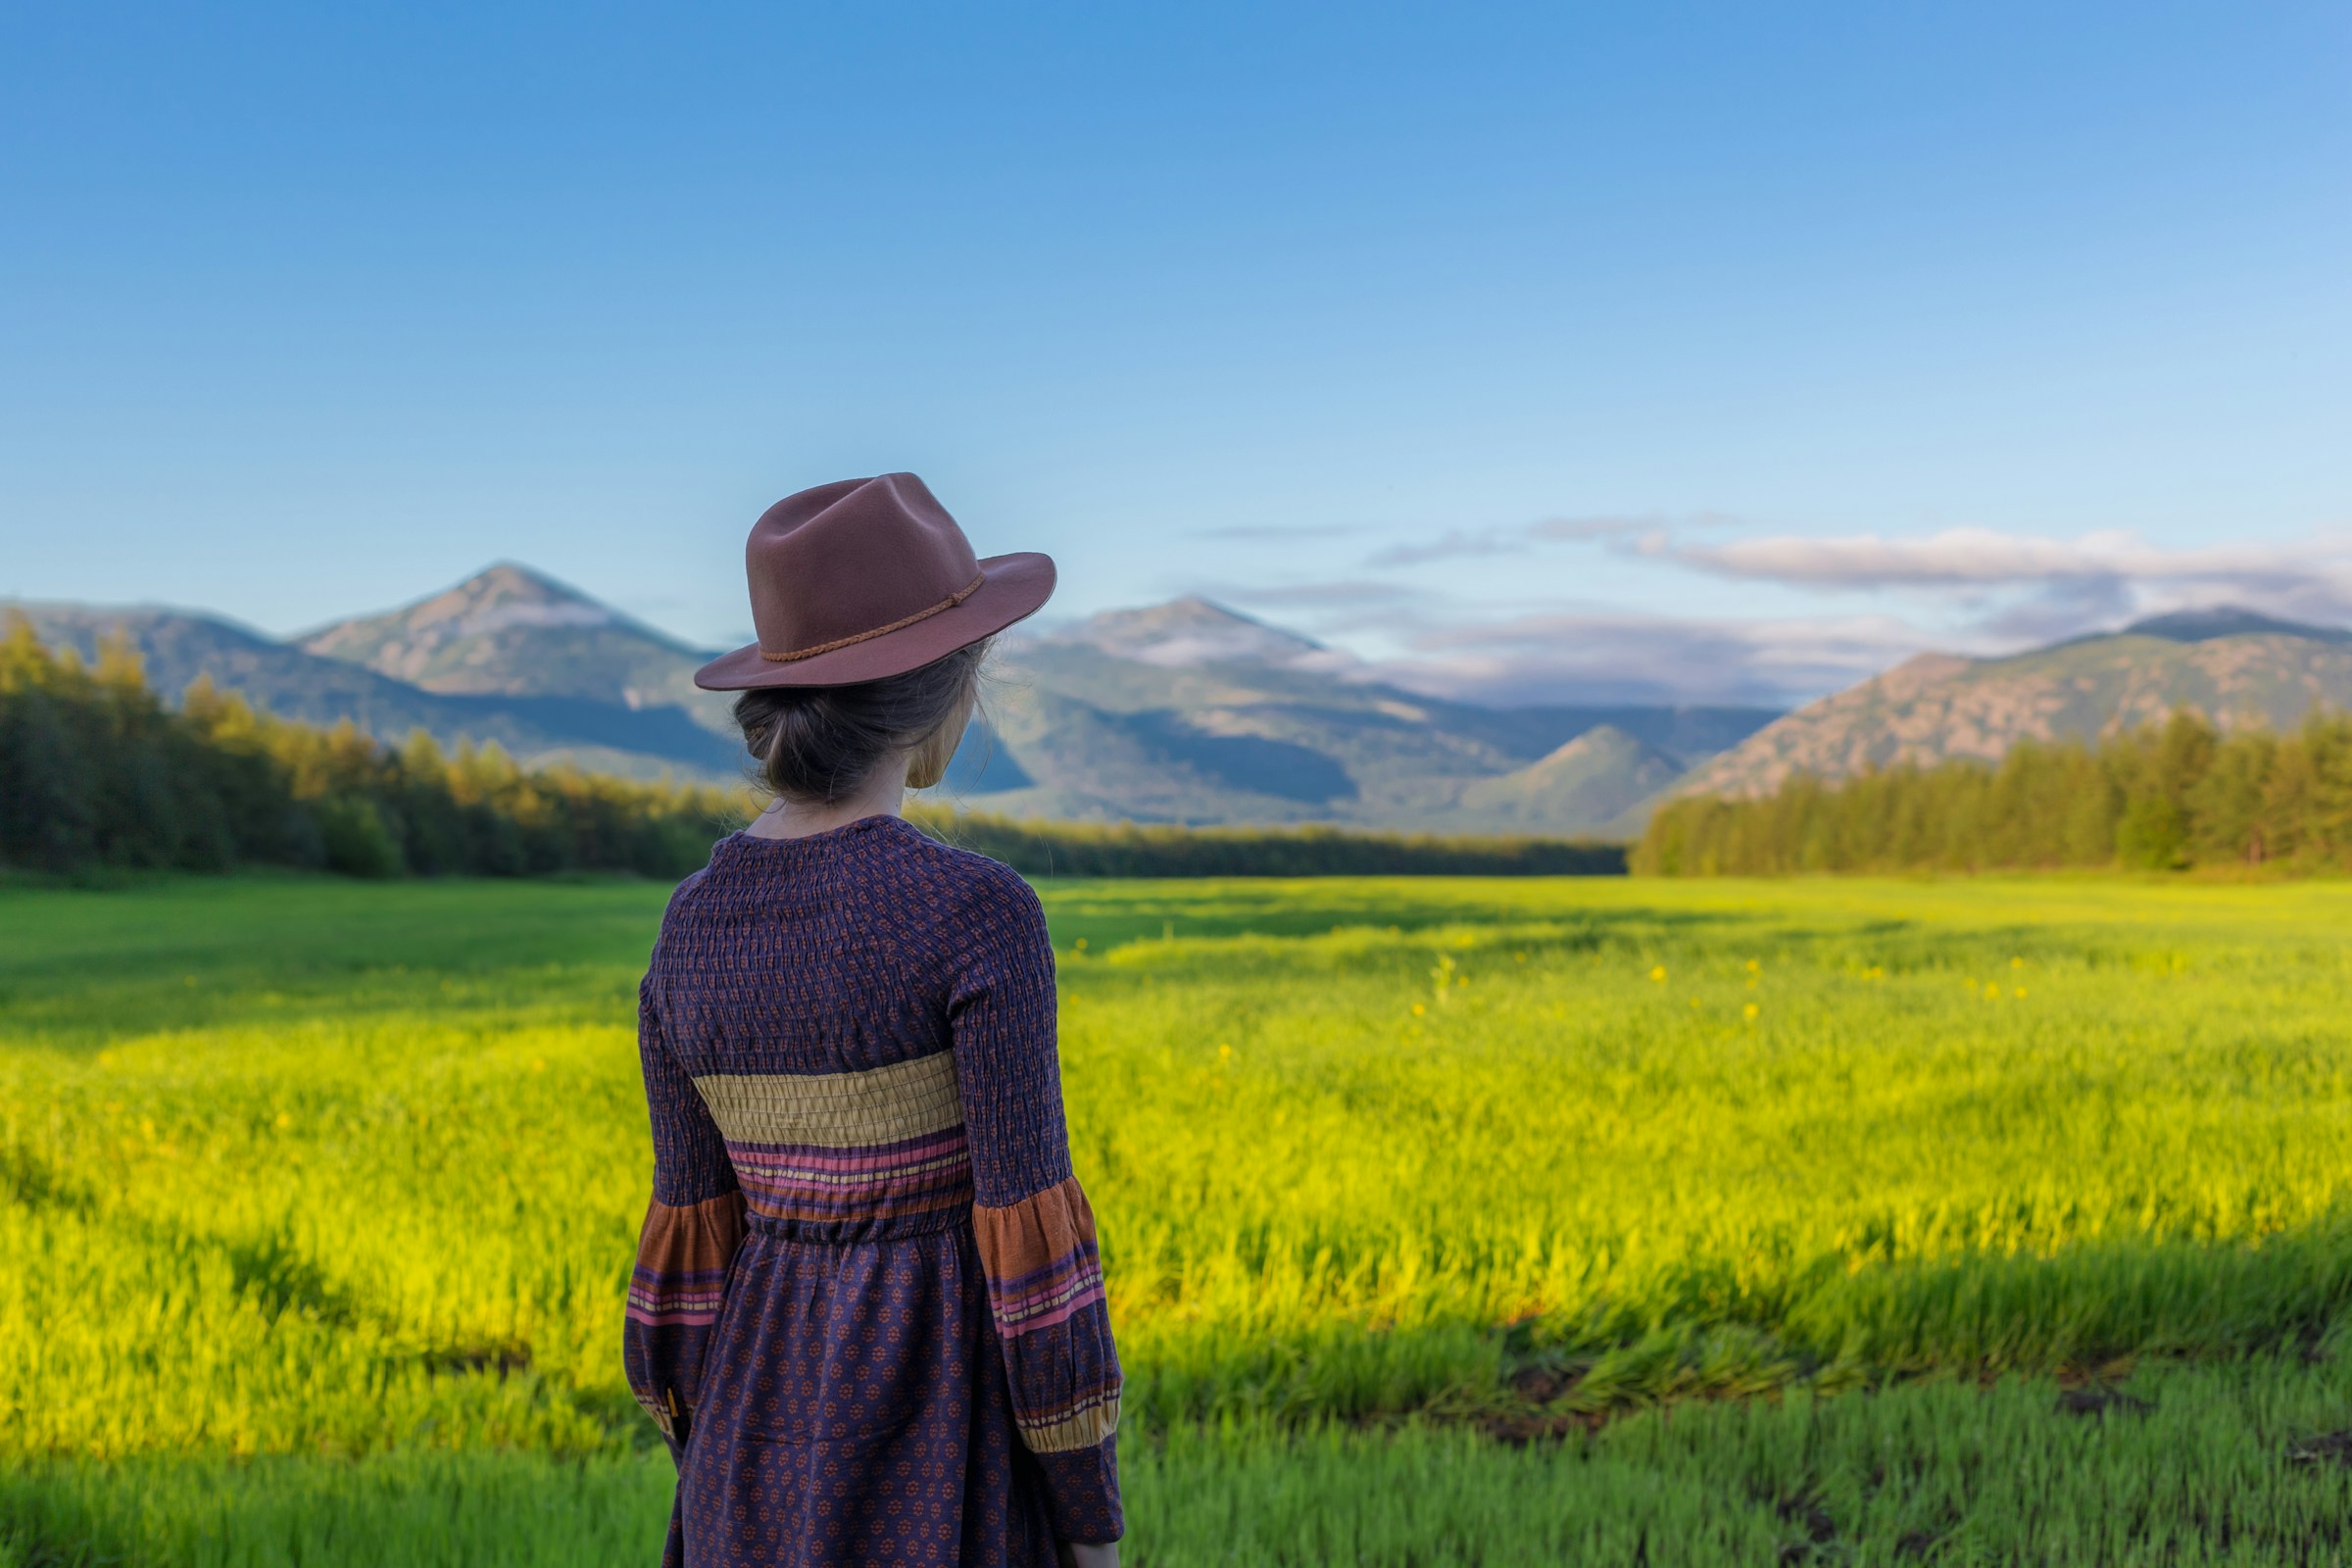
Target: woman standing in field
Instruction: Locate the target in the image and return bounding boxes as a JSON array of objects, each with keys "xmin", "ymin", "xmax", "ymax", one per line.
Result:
[{"xmin": 623, "ymin": 475, "xmax": 1120, "ymax": 1568}]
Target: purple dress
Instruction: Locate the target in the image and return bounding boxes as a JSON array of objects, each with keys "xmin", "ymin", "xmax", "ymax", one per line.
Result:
[{"xmin": 622, "ymin": 816, "xmax": 1123, "ymax": 1567}]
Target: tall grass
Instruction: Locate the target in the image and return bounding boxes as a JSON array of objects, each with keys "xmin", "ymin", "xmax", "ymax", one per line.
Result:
[
  {"xmin": 15, "ymin": 1364, "xmax": 2352, "ymax": 1566},
  {"xmin": 9, "ymin": 873, "xmax": 2352, "ymax": 1561}
]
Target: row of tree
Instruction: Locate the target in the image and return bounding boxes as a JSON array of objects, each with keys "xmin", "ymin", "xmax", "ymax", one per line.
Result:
[
  {"xmin": 909, "ymin": 808, "xmax": 1626, "ymax": 877},
  {"xmin": 0, "ymin": 615, "xmax": 741, "ymax": 879},
  {"xmin": 1634, "ymin": 710, "xmax": 2352, "ymax": 876}
]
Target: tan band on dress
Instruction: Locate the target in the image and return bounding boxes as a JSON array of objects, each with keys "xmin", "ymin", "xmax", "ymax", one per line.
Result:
[
  {"xmin": 693, "ymin": 1051, "xmax": 964, "ymax": 1148},
  {"xmin": 760, "ymin": 572, "xmax": 987, "ymax": 662},
  {"xmin": 1018, "ymin": 1391, "xmax": 1122, "ymax": 1453}
]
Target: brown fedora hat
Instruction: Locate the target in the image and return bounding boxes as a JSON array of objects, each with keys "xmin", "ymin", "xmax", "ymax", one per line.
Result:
[{"xmin": 695, "ymin": 473, "xmax": 1055, "ymax": 690}]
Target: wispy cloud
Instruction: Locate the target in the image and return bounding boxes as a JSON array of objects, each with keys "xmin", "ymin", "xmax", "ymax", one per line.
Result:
[
  {"xmin": 1655, "ymin": 525, "xmax": 2352, "ymax": 602},
  {"xmin": 1189, "ymin": 521, "xmax": 1371, "ymax": 542},
  {"xmin": 1529, "ymin": 514, "xmax": 1722, "ymax": 543},
  {"xmin": 1217, "ymin": 579, "xmax": 1419, "ymax": 609},
  {"xmin": 1364, "ymin": 514, "xmax": 1666, "ymax": 568},
  {"xmin": 1362, "ymin": 514, "xmax": 2352, "ymax": 626},
  {"xmin": 1365, "ymin": 528, "xmax": 1531, "ymax": 568},
  {"xmin": 1633, "ymin": 524, "xmax": 2352, "ymax": 648},
  {"xmin": 1360, "ymin": 610, "xmax": 1937, "ymax": 708}
]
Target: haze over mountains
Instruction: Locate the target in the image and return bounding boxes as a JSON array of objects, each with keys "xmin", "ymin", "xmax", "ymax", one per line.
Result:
[{"xmin": 13, "ymin": 568, "xmax": 2352, "ymax": 835}]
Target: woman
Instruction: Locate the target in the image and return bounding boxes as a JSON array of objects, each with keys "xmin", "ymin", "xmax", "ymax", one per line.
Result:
[{"xmin": 623, "ymin": 474, "xmax": 1122, "ymax": 1568}]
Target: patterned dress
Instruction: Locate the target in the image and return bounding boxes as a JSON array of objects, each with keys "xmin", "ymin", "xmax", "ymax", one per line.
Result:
[{"xmin": 622, "ymin": 815, "xmax": 1123, "ymax": 1567}]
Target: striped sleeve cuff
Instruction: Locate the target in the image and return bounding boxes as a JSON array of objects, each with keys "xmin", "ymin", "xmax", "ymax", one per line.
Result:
[
  {"xmin": 974, "ymin": 1176, "xmax": 1125, "ymax": 1539},
  {"xmin": 625, "ymin": 1192, "xmax": 745, "ymax": 1328},
  {"xmin": 622, "ymin": 1191, "xmax": 745, "ymax": 1450}
]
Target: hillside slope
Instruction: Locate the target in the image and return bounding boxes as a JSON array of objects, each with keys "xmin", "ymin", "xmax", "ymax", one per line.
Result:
[
  {"xmin": 1447, "ymin": 726, "xmax": 1686, "ymax": 834},
  {"xmin": 1683, "ymin": 612, "xmax": 2352, "ymax": 799}
]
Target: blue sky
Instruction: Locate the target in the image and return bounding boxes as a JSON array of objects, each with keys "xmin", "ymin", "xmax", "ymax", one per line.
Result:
[{"xmin": 3, "ymin": 2, "xmax": 2346, "ymax": 705}]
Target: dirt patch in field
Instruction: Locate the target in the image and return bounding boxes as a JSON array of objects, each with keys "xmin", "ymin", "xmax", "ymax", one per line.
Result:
[
  {"xmin": 1476, "ymin": 1363, "xmax": 1605, "ymax": 1446},
  {"xmin": 424, "ymin": 1345, "xmax": 534, "ymax": 1378},
  {"xmin": 2055, "ymin": 1386, "xmax": 2154, "ymax": 1418},
  {"xmin": 2286, "ymin": 1431, "xmax": 2352, "ymax": 1468},
  {"xmin": 1775, "ymin": 1494, "xmax": 1838, "ymax": 1562}
]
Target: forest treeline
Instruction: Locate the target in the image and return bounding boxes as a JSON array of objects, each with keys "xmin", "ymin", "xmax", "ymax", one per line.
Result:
[
  {"xmin": 909, "ymin": 808, "xmax": 1626, "ymax": 877},
  {"xmin": 0, "ymin": 615, "xmax": 738, "ymax": 878},
  {"xmin": 1635, "ymin": 710, "xmax": 2352, "ymax": 876}
]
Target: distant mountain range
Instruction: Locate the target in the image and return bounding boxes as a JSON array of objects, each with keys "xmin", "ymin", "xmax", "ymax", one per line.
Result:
[
  {"xmin": 14, "ymin": 569, "xmax": 744, "ymax": 785},
  {"xmin": 8, "ymin": 567, "xmax": 1774, "ymax": 833},
  {"xmin": 15, "ymin": 568, "xmax": 2351, "ymax": 833}
]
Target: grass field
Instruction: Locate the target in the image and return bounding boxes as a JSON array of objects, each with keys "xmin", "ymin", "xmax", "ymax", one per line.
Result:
[{"xmin": 8, "ymin": 868, "xmax": 2352, "ymax": 1563}]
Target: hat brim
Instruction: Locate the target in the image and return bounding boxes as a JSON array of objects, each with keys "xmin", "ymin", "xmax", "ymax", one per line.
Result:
[{"xmin": 694, "ymin": 551, "xmax": 1056, "ymax": 691}]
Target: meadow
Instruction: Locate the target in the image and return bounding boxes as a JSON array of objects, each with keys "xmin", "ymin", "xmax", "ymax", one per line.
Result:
[{"xmin": 8, "ymin": 868, "xmax": 2352, "ymax": 1563}]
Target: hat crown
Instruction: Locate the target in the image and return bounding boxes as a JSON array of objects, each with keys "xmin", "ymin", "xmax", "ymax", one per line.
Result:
[{"xmin": 747, "ymin": 473, "xmax": 985, "ymax": 662}]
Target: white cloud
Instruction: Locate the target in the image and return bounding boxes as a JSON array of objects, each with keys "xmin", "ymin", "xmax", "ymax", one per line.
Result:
[
  {"xmin": 1188, "ymin": 522, "xmax": 1371, "ymax": 542},
  {"xmin": 1218, "ymin": 580, "xmax": 1419, "ymax": 610},
  {"xmin": 1655, "ymin": 525, "xmax": 2352, "ymax": 607},
  {"xmin": 1362, "ymin": 514, "xmax": 1670, "ymax": 568},
  {"xmin": 1364, "ymin": 528, "xmax": 1528, "ymax": 568},
  {"xmin": 1360, "ymin": 610, "xmax": 1937, "ymax": 708}
]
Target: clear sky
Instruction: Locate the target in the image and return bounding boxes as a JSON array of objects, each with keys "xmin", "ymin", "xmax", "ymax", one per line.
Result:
[{"xmin": 3, "ymin": 2, "xmax": 2346, "ymax": 706}]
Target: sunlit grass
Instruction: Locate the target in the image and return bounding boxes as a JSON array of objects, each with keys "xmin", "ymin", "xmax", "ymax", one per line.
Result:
[
  {"xmin": 1056, "ymin": 876, "xmax": 2352, "ymax": 1421},
  {"xmin": 9, "ymin": 872, "xmax": 2352, "ymax": 1562}
]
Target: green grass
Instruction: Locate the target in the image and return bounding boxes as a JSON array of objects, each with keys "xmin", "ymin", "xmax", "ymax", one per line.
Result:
[
  {"xmin": 9, "ymin": 872, "xmax": 2352, "ymax": 1562},
  {"xmin": 13, "ymin": 1369, "xmax": 2352, "ymax": 1566}
]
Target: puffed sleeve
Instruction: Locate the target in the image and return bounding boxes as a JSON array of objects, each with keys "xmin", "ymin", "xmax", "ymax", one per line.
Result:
[
  {"xmin": 622, "ymin": 963, "xmax": 745, "ymax": 1464},
  {"xmin": 951, "ymin": 872, "xmax": 1124, "ymax": 1544}
]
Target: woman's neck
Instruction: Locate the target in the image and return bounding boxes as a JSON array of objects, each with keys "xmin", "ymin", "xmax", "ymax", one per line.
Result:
[{"xmin": 741, "ymin": 759, "xmax": 910, "ymax": 840}]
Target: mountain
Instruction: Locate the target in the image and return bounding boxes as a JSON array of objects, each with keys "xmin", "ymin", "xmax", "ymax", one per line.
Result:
[
  {"xmin": 2109, "ymin": 606, "xmax": 2352, "ymax": 646},
  {"xmin": 12, "ymin": 573, "xmax": 1783, "ymax": 833},
  {"xmin": 1682, "ymin": 608, "xmax": 2352, "ymax": 800},
  {"xmin": 1449, "ymin": 726, "xmax": 1687, "ymax": 835},
  {"xmin": 11, "ymin": 601, "xmax": 740, "ymax": 782},
  {"xmin": 299, "ymin": 563, "xmax": 737, "ymax": 734}
]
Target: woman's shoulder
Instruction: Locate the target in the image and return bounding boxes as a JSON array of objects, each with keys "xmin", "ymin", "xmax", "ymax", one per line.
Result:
[
  {"xmin": 653, "ymin": 817, "xmax": 1043, "ymax": 948},
  {"xmin": 881, "ymin": 818, "xmax": 1044, "ymax": 918}
]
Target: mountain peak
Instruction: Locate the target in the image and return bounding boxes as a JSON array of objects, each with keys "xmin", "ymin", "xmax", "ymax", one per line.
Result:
[
  {"xmin": 298, "ymin": 563, "xmax": 715, "ymax": 703},
  {"xmin": 1041, "ymin": 596, "xmax": 1342, "ymax": 670},
  {"xmin": 375, "ymin": 562, "xmax": 621, "ymax": 638},
  {"xmin": 2118, "ymin": 605, "xmax": 2350, "ymax": 645},
  {"xmin": 461, "ymin": 560, "xmax": 604, "ymax": 600},
  {"xmin": 1534, "ymin": 723, "xmax": 1647, "ymax": 766}
]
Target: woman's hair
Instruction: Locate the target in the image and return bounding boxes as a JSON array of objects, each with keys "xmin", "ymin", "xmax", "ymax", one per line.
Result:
[{"xmin": 732, "ymin": 639, "xmax": 990, "ymax": 805}]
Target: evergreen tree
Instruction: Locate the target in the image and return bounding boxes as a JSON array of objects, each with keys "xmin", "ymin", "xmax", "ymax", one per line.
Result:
[{"xmin": 1638, "ymin": 708, "xmax": 2352, "ymax": 877}]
